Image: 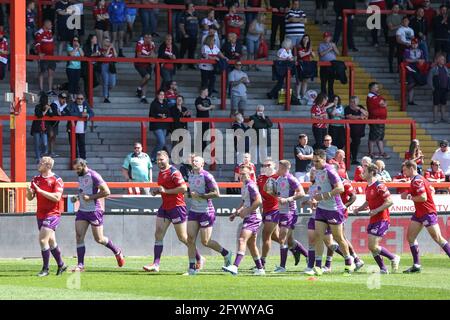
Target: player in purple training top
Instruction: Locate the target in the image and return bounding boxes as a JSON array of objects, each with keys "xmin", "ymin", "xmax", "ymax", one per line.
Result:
[
  {"xmin": 185, "ymin": 156, "xmax": 233, "ymax": 275},
  {"xmin": 268, "ymin": 160, "xmax": 306, "ymax": 273},
  {"xmin": 310, "ymin": 149, "xmax": 355, "ymax": 275},
  {"xmin": 222, "ymin": 165, "xmax": 265, "ymax": 276},
  {"xmin": 70, "ymin": 159, "xmax": 125, "ymax": 272}
]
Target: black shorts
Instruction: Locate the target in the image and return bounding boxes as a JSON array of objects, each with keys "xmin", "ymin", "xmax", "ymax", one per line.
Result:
[
  {"xmin": 315, "ymin": 0, "xmax": 328, "ymax": 9},
  {"xmin": 39, "ymin": 60, "xmax": 57, "ymax": 73},
  {"xmin": 433, "ymin": 88, "xmax": 448, "ymax": 105},
  {"xmin": 135, "ymin": 64, "xmax": 153, "ymax": 78},
  {"xmin": 369, "ymin": 124, "xmax": 385, "ymax": 141}
]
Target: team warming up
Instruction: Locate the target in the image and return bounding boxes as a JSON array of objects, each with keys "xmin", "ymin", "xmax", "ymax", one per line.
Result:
[{"xmin": 27, "ymin": 151, "xmax": 450, "ymax": 277}]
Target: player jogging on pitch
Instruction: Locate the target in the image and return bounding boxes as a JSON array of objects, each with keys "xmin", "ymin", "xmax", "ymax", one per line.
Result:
[
  {"xmin": 401, "ymin": 160, "xmax": 450, "ymax": 273},
  {"xmin": 27, "ymin": 157, "xmax": 67, "ymax": 277},
  {"xmin": 185, "ymin": 156, "xmax": 233, "ymax": 275},
  {"xmin": 143, "ymin": 151, "xmax": 204, "ymax": 272},
  {"xmin": 354, "ymin": 163, "xmax": 400, "ymax": 273},
  {"xmin": 223, "ymin": 166, "xmax": 265, "ymax": 276},
  {"xmin": 71, "ymin": 158, "xmax": 125, "ymax": 272}
]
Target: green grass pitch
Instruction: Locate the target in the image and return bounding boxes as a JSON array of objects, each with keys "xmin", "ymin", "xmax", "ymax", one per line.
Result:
[{"xmin": 0, "ymin": 255, "xmax": 449, "ymax": 300}]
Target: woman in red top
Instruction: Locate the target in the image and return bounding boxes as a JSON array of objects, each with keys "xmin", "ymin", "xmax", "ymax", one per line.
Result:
[
  {"xmin": 93, "ymin": 0, "xmax": 110, "ymax": 46},
  {"xmin": 425, "ymin": 160, "xmax": 448, "ymax": 194},
  {"xmin": 295, "ymin": 34, "xmax": 316, "ymax": 102},
  {"xmin": 405, "ymin": 139, "xmax": 424, "ymax": 174},
  {"xmin": 310, "ymin": 93, "xmax": 334, "ymax": 150}
]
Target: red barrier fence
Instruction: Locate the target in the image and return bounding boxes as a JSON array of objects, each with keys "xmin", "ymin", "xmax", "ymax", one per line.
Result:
[{"xmin": 342, "ymin": 9, "xmax": 415, "ymax": 56}]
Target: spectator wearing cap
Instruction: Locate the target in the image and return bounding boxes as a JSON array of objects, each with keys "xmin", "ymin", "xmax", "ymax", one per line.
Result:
[
  {"xmin": 425, "ymin": 160, "xmax": 448, "ymax": 193},
  {"xmin": 228, "ymin": 60, "xmax": 250, "ymax": 116},
  {"xmin": 404, "ymin": 37, "xmax": 426, "ymax": 106},
  {"xmin": 428, "ymin": 53, "xmax": 450, "ymax": 124},
  {"xmin": 47, "ymin": 92, "xmax": 70, "ymax": 157},
  {"xmin": 396, "ymin": 16, "xmax": 415, "ymax": 68},
  {"xmin": 431, "ymin": 140, "xmax": 450, "ymax": 181},
  {"xmin": 386, "ymin": 3, "xmax": 402, "ymax": 73},
  {"xmin": 0, "ymin": 30, "xmax": 8, "ymax": 80},
  {"xmin": 318, "ymin": 31, "xmax": 339, "ymax": 99},
  {"xmin": 366, "ymin": 82, "xmax": 390, "ymax": 159},
  {"xmin": 269, "ymin": 0, "xmax": 290, "ymax": 49},
  {"xmin": 66, "ymin": 36, "xmax": 84, "ymax": 102},
  {"xmin": 135, "ymin": 34, "xmax": 156, "ymax": 104},
  {"xmin": 122, "ymin": 142, "xmax": 153, "ymax": 195},
  {"xmin": 294, "ymin": 133, "xmax": 314, "ymax": 182},
  {"xmin": 179, "ymin": 3, "xmax": 199, "ymax": 70}
]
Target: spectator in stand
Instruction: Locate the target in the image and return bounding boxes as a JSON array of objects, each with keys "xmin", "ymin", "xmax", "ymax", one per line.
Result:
[
  {"xmin": 310, "ymin": 93, "xmax": 335, "ymax": 150},
  {"xmin": 248, "ymin": 104, "xmax": 273, "ymax": 161},
  {"xmin": 345, "ymin": 96, "xmax": 368, "ymax": 165},
  {"xmin": 328, "ymin": 149, "xmax": 348, "ymax": 179},
  {"xmin": 195, "ymin": 87, "xmax": 216, "ymax": 152},
  {"xmin": 368, "ymin": 0, "xmax": 388, "ymax": 47},
  {"xmin": 386, "ymin": 3, "xmax": 402, "ymax": 73},
  {"xmin": 294, "ymin": 133, "xmax": 314, "ymax": 182},
  {"xmin": 332, "ymin": 0, "xmax": 358, "ymax": 52},
  {"xmin": 199, "ymin": 35, "xmax": 227, "ymax": 97},
  {"xmin": 433, "ymin": 5, "xmax": 449, "ymax": 58},
  {"xmin": 170, "ymin": 95, "xmax": 191, "ymax": 148},
  {"xmin": 295, "ymin": 34, "xmax": 316, "ymax": 103},
  {"xmin": 327, "ymin": 95, "xmax": 346, "ymax": 149},
  {"xmin": 318, "ymin": 31, "xmax": 340, "ymax": 99},
  {"xmin": 166, "ymin": 0, "xmax": 185, "ymax": 42},
  {"xmin": 202, "ymin": 25, "xmax": 221, "ymax": 49},
  {"xmin": 31, "ymin": 94, "xmax": 51, "ymax": 163},
  {"xmin": 425, "ymin": 160, "xmax": 448, "ymax": 193},
  {"xmin": 267, "ymin": 38, "xmax": 294, "ymax": 99},
  {"xmin": 201, "ymin": 9, "xmax": 220, "ymax": 39},
  {"xmin": 93, "ymin": 0, "xmax": 110, "ymax": 47},
  {"xmin": 404, "ymin": 38, "xmax": 426, "ymax": 105},
  {"xmin": 410, "ymin": 7, "xmax": 429, "ymax": 61},
  {"xmin": 67, "ymin": 93, "xmax": 94, "ymax": 160},
  {"xmin": 222, "ymin": 32, "xmax": 244, "ymax": 62},
  {"xmin": 314, "ymin": 0, "xmax": 329, "ymax": 25},
  {"xmin": 396, "ymin": 16, "xmax": 415, "ymax": 72},
  {"xmin": 405, "ymin": 138, "xmax": 424, "ymax": 174},
  {"xmin": 179, "ymin": 3, "xmax": 199, "ymax": 70},
  {"xmin": 246, "ymin": 12, "xmax": 266, "ymax": 70},
  {"xmin": 375, "ymin": 160, "xmax": 392, "ymax": 182},
  {"xmin": 66, "ymin": 36, "xmax": 84, "ymax": 102},
  {"xmin": 55, "ymin": 0, "xmax": 75, "ymax": 55},
  {"xmin": 70, "ymin": 0, "xmax": 86, "ymax": 41},
  {"xmin": 108, "ymin": 0, "xmax": 127, "ymax": 57},
  {"xmin": 232, "ymin": 112, "xmax": 251, "ymax": 157},
  {"xmin": 428, "ymin": 53, "xmax": 450, "ymax": 123},
  {"xmin": 35, "ymin": 20, "xmax": 56, "ymax": 96},
  {"xmin": 82, "ymin": 34, "xmax": 102, "ymax": 101},
  {"xmin": 228, "ymin": 60, "xmax": 250, "ymax": 116},
  {"xmin": 431, "ymin": 139, "xmax": 450, "ymax": 180},
  {"xmin": 353, "ymin": 156, "xmax": 372, "ymax": 194},
  {"xmin": 122, "ymin": 142, "xmax": 153, "ymax": 195},
  {"xmin": 135, "ymin": 33, "xmax": 156, "ymax": 104},
  {"xmin": 269, "ymin": 0, "xmax": 290, "ymax": 49},
  {"xmin": 223, "ymin": 3, "xmax": 244, "ymax": 40},
  {"xmin": 323, "ymin": 135, "xmax": 338, "ymax": 161},
  {"xmin": 125, "ymin": 1, "xmax": 138, "ymax": 45},
  {"xmin": 366, "ymin": 82, "xmax": 390, "ymax": 159},
  {"xmin": 284, "ymin": 0, "xmax": 307, "ymax": 47},
  {"xmin": 165, "ymin": 80, "xmax": 179, "ymax": 108},
  {"xmin": 47, "ymin": 92, "xmax": 70, "ymax": 157},
  {"xmin": 244, "ymin": 0, "xmax": 267, "ymax": 36},
  {"xmin": 100, "ymin": 38, "xmax": 117, "ymax": 103},
  {"xmin": 158, "ymin": 34, "xmax": 179, "ymax": 91},
  {"xmin": 422, "ymin": 0, "xmax": 436, "ymax": 49},
  {"xmin": 234, "ymin": 152, "xmax": 257, "ymax": 182},
  {"xmin": 140, "ymin": 0, "xmax": 160, "ymax": 38},
  {"xmin": 26, "ymin": 0, "xmax": 37, "ymax": 55},
  {"xmin": 149, "ymin": 90, "xmax": 171, "ymax": 162},
  {"xmin": 0, "ymin": 30, "xmax": 8, "ymax": 81}
]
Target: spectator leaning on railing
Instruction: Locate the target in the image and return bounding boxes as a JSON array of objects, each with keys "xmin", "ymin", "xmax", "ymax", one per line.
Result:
[
  {"xmin": 135, "ymin": 33, "xmax": 156, "ymax": 104},
  {"xmin": 431, "ymin": 139, "xmax": 450, "ymax": 181},
  {"xmin": 67, "ymin": 94, "xmax": 94, "ymax": 160},
  {"xmin": 122, "ymin": 142, "xmax": 153, "ymax": 195},
  {"xmin": 425, "ymin": 160, "xmax": 448, "ymax": 193}
]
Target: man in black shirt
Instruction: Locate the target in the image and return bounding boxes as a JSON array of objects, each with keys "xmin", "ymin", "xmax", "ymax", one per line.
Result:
[
  {"xmin": 195, "ymin": 87, "xmax": 216, "ymax": 151},
  {"xmin": 294, "ymin": 134, "xmax": 314, "ymax": 182},
  {"xmin": 344, "ymin": 96, "xmax": 368, "ymax": 165},
  {"xmin": 269, "ymin": 0, "xmax": 290, "ymax": 50}
]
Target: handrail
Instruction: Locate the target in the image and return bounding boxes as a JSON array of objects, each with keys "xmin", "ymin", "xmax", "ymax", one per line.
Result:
[
  {"xmin": 25, "ymin": 55, "xmax": 354, "ymax": 111},
  {"xmin": 342, "ymin": 9, "xmax": 415, "ymax": 56}
]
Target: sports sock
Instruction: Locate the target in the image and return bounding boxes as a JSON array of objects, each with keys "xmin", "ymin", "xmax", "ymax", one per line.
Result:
[
  {"xmin": 280, "ymin": 245, "xmax": 288, "ymax": 268},
  {"xmin": 195, "ymin": 250, "xmax": 201, "ymax": 262},
  {"xmin": 344, "ymin": 255, "xmax": 353, "ymax": 266},
  {"xmin": 41, "ymin": 247, "xmax": 50, "ymax": 270},
  {"xmin": 189, "ymin": 258, "xmax": 196, "ymax": 270},
  {"xmin": 441, "ymin": 241, "xmax": 450, "ymax": 257},
  {"xmin": 234, "ymin": 252, "xmax": 244, "ymax": 267},
  {"xmin": 315, "ymin": 257, "xmax": 322, "ymax": 268},
  {"xmin": 220, "ymin": 247, "xmax": 229, "ymax": 257},
  {"xmin": 379, "ymin": 247, "xmax": 395, "ymax": 260},
  {"xmin": 104, "ymin": 237, "xmax": 120, "ymax": 255},
  {"xmin": 307, "ymin": 247, "xmax": 315, "ymax": 269},
  {"xmin": 352, "ymin": 253, "xmax": 361, "ymax": 264},
  {"xmin": 290, "ymin": 240, "xmax": 308, "ymax": 257},
  {"xmin": 373, "ymin": 254, "xmax": 387, "ymax": 271},
  {"xmin": 76, "ymin": 244, "xmax": 86, "ymax": 266},
  {"xmin": 50, "ymin": 245, "xmax": 64, "ymax": 267},
  {"xmin": 154, "ymin": 241, "xmax": 163, "ymax": 265},
  {"xmin": 261, "ymin": 256, "xmax": 266, "ymax": 266},
  {"xmin": 325, "ymin": 256, "xmax": 332, "ymax": 269},
  {"xmin": 409, "ymin": 243, "xmax": 420, "ymax": 265},
  {"xmin": 253, "ymin": 256, "xmax": 263, "ymax": 269}
]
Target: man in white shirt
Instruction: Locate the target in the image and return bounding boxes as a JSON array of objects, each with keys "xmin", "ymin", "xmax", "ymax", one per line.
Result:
[
  {"xmin": 228, "ymin": 60, "xmax": 250, "ymax": 116},
  {"xmin": 431, "ymin": 140, "xmax": 450, "ymax": 181},
  {"xmin": 396, "ymin": 16, "xmax": 415, "ymax": 67}
]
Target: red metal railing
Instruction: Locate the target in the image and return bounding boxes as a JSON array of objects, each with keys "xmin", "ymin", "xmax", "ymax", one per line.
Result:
[{"xmin": 342, "ymin": 9, "xmax": 415, "ymax": 56}]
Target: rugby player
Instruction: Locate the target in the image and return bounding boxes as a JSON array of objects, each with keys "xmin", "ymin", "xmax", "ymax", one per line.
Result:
[
  {"xmin": 71, "ymin": 158, "xmax": 125, "ymax": 272},
  {"xmin": 401, "ymin": 160, "xmax": 450, "ymax": 273},
  {"xmin": 222, "ymin": 166, "xmax": 265, "ymax": 276},
  {"xmin": 354, "ymin": 163, "xmax": 400, "ymax": 273},
  {"xmin": 185, "ymin": 156, "xmax": 232, "ymax": 275},
  {"xmin": 26, "ymin": 157, "xmax": 67, "ymax": 277}
]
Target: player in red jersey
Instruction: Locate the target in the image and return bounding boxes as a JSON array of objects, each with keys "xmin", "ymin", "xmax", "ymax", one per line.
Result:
[
  {"xmin": 26, "ymin": 157, "xmax": 67, "ymax": 277},
  {"xmin": 143, "ymin": 151, "xmax": 203, "ymax": 272},
  {"xmin": 354, "ymin": 164, "xmax": 400, "ymax": 273},
  {"xmin": 401, "ymin": 160, "xmax": 450, "ymax": 273}
]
